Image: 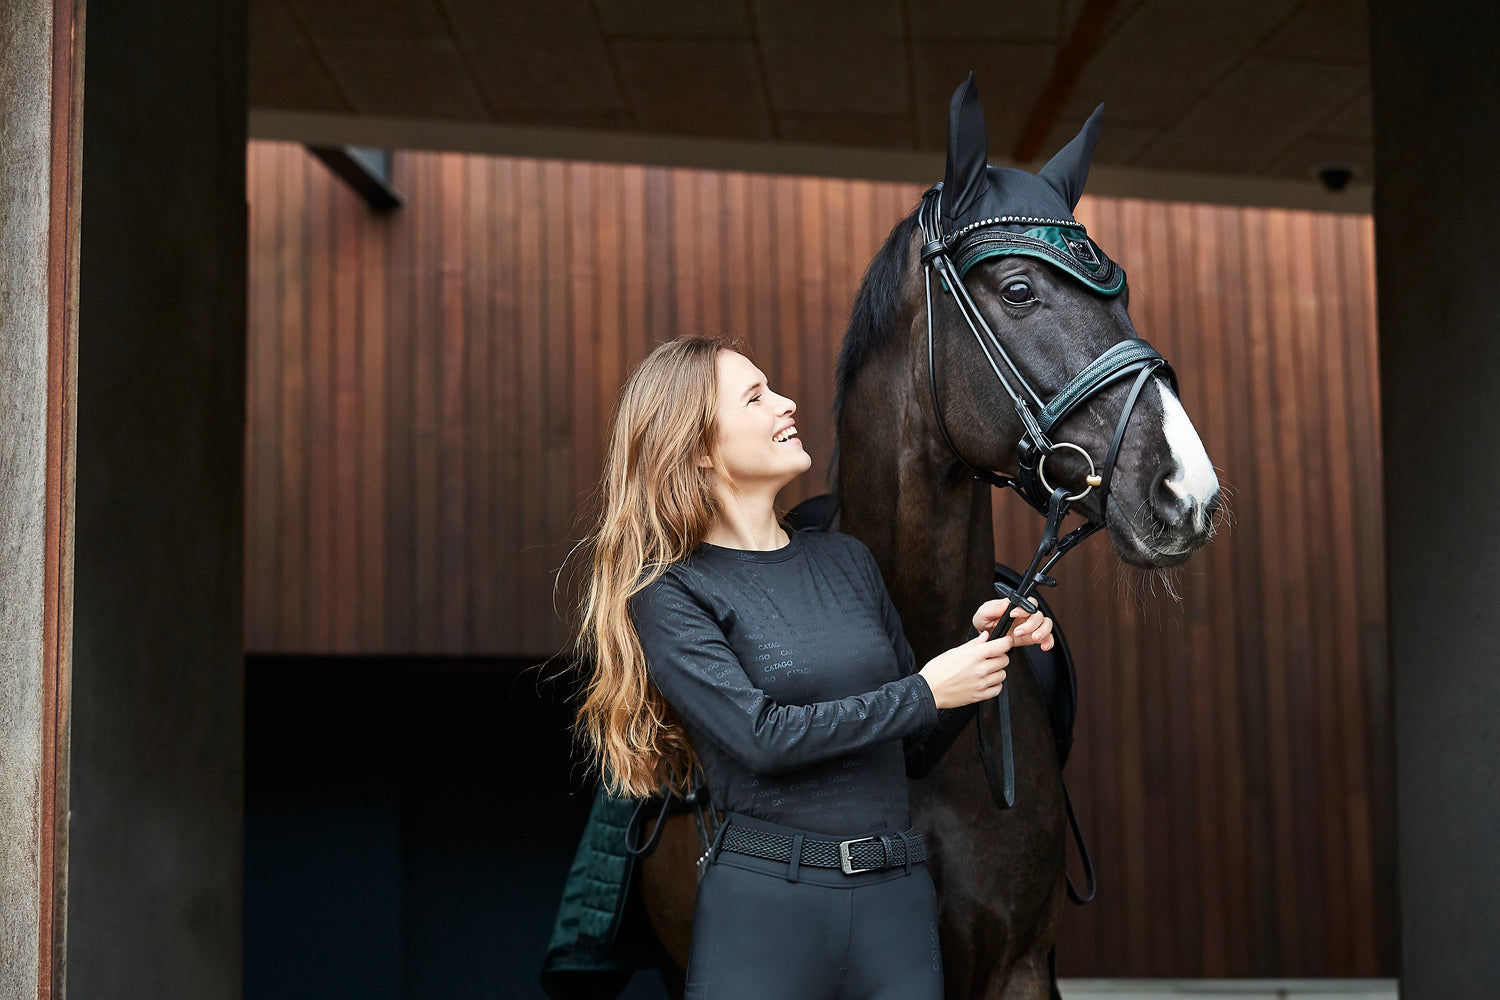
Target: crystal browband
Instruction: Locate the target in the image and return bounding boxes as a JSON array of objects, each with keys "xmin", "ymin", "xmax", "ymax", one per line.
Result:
[{"xmin": 951, "ymin": 215, "xmax": 1088, "ymax": 240}]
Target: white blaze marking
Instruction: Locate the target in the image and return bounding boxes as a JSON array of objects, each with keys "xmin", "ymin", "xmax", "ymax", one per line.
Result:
[{"xmin": 1156, "ymin": 382, "xmax": 1218, "ymax": 526}]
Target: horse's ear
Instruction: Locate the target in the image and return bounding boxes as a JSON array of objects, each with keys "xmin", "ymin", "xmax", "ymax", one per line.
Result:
[
  {"xmin": 941, "ymin": 73, "xmax": 989, "ymax": 221},
  {"xmin": 1037, "ymin": 103, "xmax": 1105, "ymax": 212}
]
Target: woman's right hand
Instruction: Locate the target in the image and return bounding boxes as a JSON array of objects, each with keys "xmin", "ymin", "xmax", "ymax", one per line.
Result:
[{"xmin": 917, "ymin": 629, "xmax": 1013, "ymax": 709}]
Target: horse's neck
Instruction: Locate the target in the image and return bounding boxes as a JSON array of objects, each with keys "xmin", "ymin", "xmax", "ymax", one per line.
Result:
[{"xmin": 837, "ymin": 377, "xmax": 996, "ymax": 665}]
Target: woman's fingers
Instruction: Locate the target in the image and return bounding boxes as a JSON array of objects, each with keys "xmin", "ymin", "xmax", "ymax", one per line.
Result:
[
  {"xmin": 1012, "ymin": 610, "xmax": 1053, "ymax": 646},
  {"xmin": 981, "ymin": 633, "xmax": 1013, "ymax": 656},
  {"xmin": 971, "ymin": 598, "xmax": 1009, "ymax": 632}
]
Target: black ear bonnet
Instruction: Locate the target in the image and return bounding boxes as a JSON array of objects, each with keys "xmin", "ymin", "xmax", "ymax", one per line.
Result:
[{"xmin": 936, "ymin": 73, "xmax": 1124, "ymax": 295}]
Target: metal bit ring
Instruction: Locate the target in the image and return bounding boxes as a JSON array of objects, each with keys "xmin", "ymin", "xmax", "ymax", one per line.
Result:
[{"xmin": 1037, "ymin": 442, "xmax": 1100, "ymax": 502}]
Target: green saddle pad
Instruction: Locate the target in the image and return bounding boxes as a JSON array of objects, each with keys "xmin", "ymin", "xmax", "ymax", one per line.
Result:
[{"xmin": 539, "ymin": 787, "xmax": 668, "ymax": 999}]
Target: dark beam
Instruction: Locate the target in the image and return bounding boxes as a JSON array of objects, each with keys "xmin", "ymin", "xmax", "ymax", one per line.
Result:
[
  {"xmin": 1010, "ymin": 0, "xmax": 1119, "ymax": 163},
  {"xmin": 1371, "ymin": 0, "xmax": 1500, "ymax": 995},
  {"xmin": 306, "ymin": 145, "xmax": 403, "ymax": 210}
]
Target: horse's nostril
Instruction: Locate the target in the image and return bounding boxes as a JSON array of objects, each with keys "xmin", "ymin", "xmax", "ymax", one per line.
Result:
[
  {"xmin": 1151, "ymin": 465, "xmax": 1194, "ymax": 528},
  {"xmin": 1150, "ymin": 467, "xmax": 1219, "ymax": 536}
]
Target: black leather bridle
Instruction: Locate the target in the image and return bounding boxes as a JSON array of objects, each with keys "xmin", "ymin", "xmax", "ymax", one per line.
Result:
[
  {"xmin": 917, "ymin": 185, "xmax": 1176, "ymax": 899},
  {"xmin": 918, "ymin": 185, "xmax": 1177, "ymax": 557}
]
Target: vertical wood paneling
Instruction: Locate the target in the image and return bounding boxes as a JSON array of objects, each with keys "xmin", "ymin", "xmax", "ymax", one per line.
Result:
[
  {"xmin": 360, "ymin": 205, "xmax": 388, "ymax": 649},
  {"xmin": 439, "ymin": 154, "xmax": 468, "ymax": 652},
  {"xmin": 490, "ymin": 156, "xmax": 521, "ymax": 654},
  {"xmin": 568, "ymin": 162, "xmax": 598, "ymax": 588},
  {"xmin": 276, "ymin": 148, "xmax": 307, "ymax": 646},
  {"xmin": 305, "ymin": 167, "xmax": 332, "ymax": 650},
  {"xmin": 332, "ymin": 186, "xmax": 361, "ymax": 649},
  {"xmin": 463, "ymin": 156, "xmax": 493, "ymax": 651},
  {"xmin": 385, "ymin": 152, "xmax": 414, "ymax": 651},
  {"xmin": 411, "ymin": 155, "xmax": 440, "ymax": 652},
  {"xmin": 246, "ymin": 143, "xmax": 280, "ymax": 652},
  {"xmin": 540, "ymin": 160, "xmax": 572, "ymax": 653},
  {"xmin": 245, "ymin": 143, "xmax": 1390, "ymax": 978}
]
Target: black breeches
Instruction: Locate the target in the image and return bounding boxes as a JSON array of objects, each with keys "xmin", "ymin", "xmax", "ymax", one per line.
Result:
[{"xmin": 685, "ymin": 811, "xmax": 944, "ymax": 1000}]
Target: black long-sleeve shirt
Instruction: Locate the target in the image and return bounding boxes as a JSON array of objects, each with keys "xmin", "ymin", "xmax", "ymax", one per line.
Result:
[{"xmin": 630, "ymin": 528, "xmax": 951, "ymax": 835}]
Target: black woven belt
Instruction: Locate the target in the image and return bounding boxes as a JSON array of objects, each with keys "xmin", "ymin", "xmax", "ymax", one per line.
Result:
[{"xmin": 718, "ymin": 824, "xmax": 927, "ymax": 875}]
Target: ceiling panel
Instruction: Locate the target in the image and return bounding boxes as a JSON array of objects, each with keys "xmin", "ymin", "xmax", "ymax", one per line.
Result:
[
  {"xmin": 1317, "ymin": 88, "xmax": 1373, "ymax": 143},
  {"xmin": 249, "ymin": 0, "xmax": 1378, "ymax": 184},
  {"xmin": 250, "ymin": 0, "xmax": 349, "ymax": 111},
  {"xmin": 441, "ymin": 0, "xmax": 626, "ymax": 117},
  {"xmin": 441, "ymin": 0, "xmax": 598, "ymax": 39},
  {"xmin": 284, "ymin": 0, "xmax": 448, "ymax": 41},
  {"xmin": 1131, "ymin": 56, "xmax": 1367, "ymax": 173},
  {"xmin": 777, "ymin": 114, "xmax": 915, "ymax": 148},
  {"xmin": 1047, "ymin": 0, "xmax": 1305, "ymax": 134},
  {"xmin": 316, "ymin": 37, "xmax": 491, "ymax": 119},
  {"xmin": 468, "ymin": 42, "xmax": 627, "ymax": 117},
  {"xmin": 595, "ymin": 0, "xmax": 752, "ymax": 37},
  {"xmin": 614, "ymin": 40, "xmax": 773, "ymax": 139},
  {"xmin": 752, "ymin": 0, "xmax": 904, "ymax": 41},
  {"xmin": 1259, "ymin": 0, "xmax": 1369, "ymax": 63},
  {"xmin": 760, "ymin": 38, "xmax": 910, "ymax": 116},
  {"xmin": 907, "ymin": 0, "xmax": 1062, "ymax": 42}
]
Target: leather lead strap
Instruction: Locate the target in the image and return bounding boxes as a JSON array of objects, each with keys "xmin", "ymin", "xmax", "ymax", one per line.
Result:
[
  {"xmin": 997, "ymin": 686, "xmax": 1016, "ymax": 806},
  {"xmin": 1062, "ymin": 777, "xmax": 1097, "ymax": 904},
  {"xmin": 975, "ymin": 692, "xmax": 1016, "ymax": 809},
  {"xmin": 624, "ymin": 793, "xmax": 673, "ymax": 857}
]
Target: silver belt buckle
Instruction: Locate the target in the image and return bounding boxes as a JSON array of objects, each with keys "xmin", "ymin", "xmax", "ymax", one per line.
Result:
[{"xmin": 838, "ymin": 835, "xmax": 881, "ymax": 874}]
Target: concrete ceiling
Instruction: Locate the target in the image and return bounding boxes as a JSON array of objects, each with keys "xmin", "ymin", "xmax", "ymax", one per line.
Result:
[{"xmin": 250, "ymin": 0, "xmax": 1371, "ymax": 185}]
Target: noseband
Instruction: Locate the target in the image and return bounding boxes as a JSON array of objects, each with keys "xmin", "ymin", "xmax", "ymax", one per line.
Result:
[{"xmin": 917, "ymin": 185, "xmax": 1175, "ymax": 877}]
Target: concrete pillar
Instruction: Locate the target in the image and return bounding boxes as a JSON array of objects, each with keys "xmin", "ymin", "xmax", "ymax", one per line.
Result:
[
  {"xmin": 67, "ymin": 0, "xmax": 247, "ymax": 997},
  {"xmin": 1370, "ymin": 1, "xmax": 1500, "ymax": 996},
  {"xmin": 1, "ymin": 1, "xmax": 83, "ymax": 997}
]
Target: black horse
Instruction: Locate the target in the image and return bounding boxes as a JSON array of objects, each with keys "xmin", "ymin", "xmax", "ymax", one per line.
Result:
[{"xmin": 641, "ymin": 78, "xmax": 1220, "ymax": 1000}]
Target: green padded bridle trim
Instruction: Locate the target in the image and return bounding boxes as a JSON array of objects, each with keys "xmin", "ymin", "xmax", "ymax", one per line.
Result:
[{"xmin": 954, "ymin": 226, "xmax": 1126, "ymax": 296}]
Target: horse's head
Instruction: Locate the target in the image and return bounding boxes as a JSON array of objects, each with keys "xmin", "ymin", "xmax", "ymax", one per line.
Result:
[{"xmin": 918, "ymin": 76, "xmax": 1219, "ymax": 568}]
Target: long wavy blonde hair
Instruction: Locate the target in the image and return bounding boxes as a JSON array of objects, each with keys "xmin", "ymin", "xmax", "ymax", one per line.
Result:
[{"xmin": 574, "ymin": 335, "xmax": 740, "ymax": 798}]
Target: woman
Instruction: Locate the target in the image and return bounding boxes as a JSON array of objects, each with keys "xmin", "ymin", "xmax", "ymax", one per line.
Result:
[{"xmin": 575, "ymin": 336, "xmax": 1053, "ymax": 1000}]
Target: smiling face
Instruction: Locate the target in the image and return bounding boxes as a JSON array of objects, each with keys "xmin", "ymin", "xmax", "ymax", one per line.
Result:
[{"xmin": 707, "ymin": 350, "xmax": 812, "ymax": 492}]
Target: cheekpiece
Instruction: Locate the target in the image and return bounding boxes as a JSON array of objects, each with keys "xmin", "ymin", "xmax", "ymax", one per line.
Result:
[{"xmin": 937, "ymin": 74, "xmax": 1124, "ymax": 296}]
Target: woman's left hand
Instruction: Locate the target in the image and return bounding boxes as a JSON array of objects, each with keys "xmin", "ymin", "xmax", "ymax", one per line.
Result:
[{"xmin": 971, "ymin": 598, "xmax": 1054, "ymax": 652}]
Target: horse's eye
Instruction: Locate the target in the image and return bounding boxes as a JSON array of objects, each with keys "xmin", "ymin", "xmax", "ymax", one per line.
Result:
[{"xmin": 1000, "ymin": 278, "xmax": 1035, "ymax": 305}]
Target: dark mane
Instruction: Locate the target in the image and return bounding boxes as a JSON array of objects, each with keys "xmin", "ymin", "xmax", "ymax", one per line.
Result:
[
  {"xmin": 824, "ymin": 205, "xmax": 921, "ymax": 493},
  {"xmin": 832, "ymin": 207, "xmax": 921, "ymax": 428}
]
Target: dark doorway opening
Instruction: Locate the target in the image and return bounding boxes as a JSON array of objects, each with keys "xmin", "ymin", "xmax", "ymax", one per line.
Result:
[{"xmin": 243, "ymin": 656, "xmax": 667, "ymax": 999}]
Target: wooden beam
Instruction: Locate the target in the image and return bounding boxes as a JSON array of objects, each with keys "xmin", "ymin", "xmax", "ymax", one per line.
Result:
[
  {"xmin": 1011, "ymin": 0, "xmax": 1119, "ymax": 163},
  {"xmin": 42, "ymin": 1, "xmax": 84, "ymax": 995}
]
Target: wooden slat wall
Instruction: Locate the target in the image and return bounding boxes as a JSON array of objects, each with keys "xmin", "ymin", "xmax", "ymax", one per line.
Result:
[
  {"xmin": 244, "ymin": 141, "xmax": 1392, "ymax": 977},
  {"xmin": 1013, "ymin": 198, "xmax": 1395, "ymax": 977}
]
